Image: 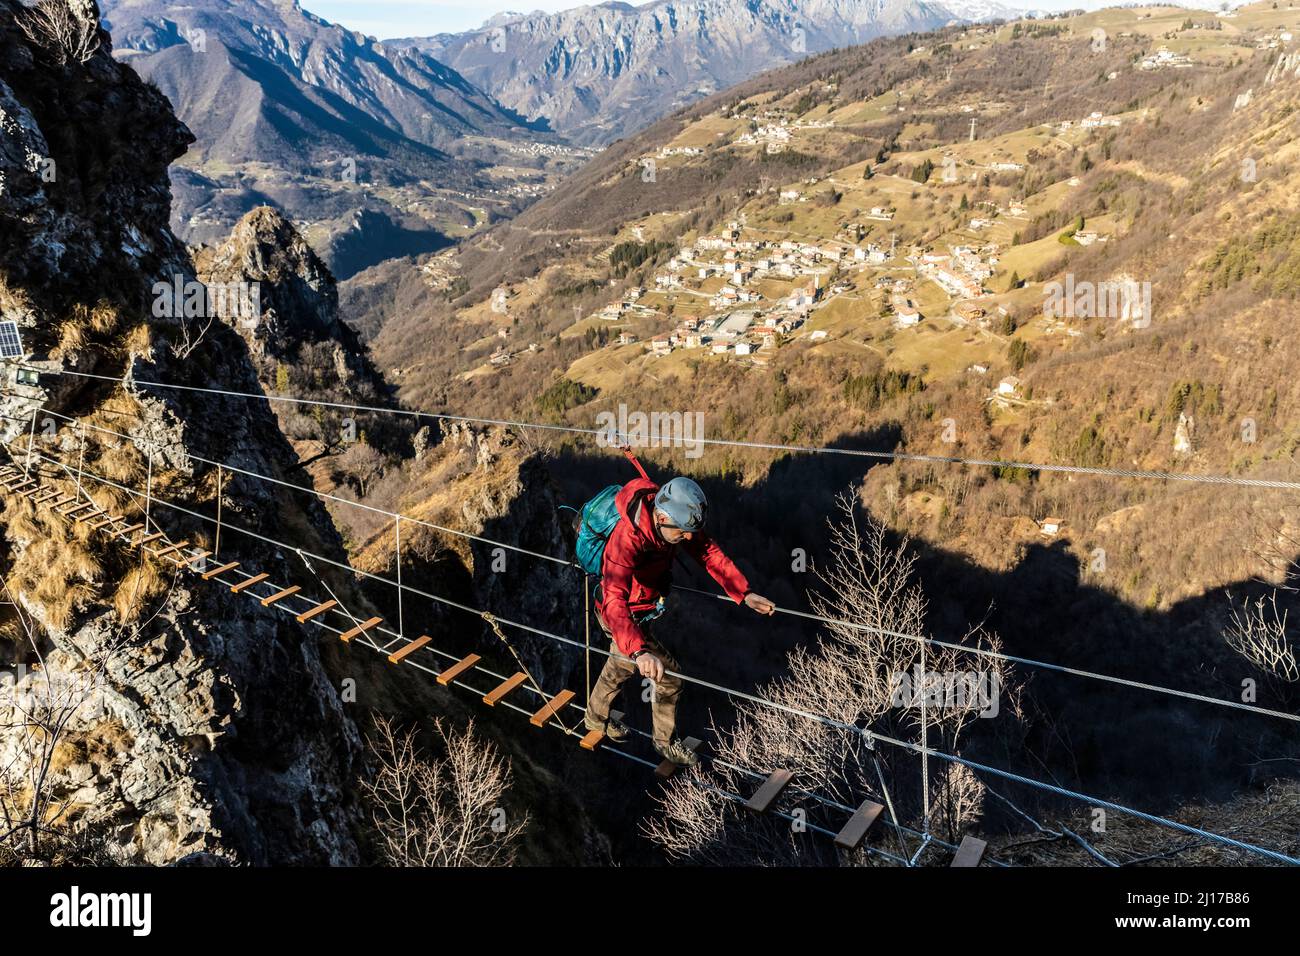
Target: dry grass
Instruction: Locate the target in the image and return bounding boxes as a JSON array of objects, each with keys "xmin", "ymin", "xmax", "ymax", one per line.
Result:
[
  {"xmin": 6, "ymin": 511, "xmax": 105, "ymax": 632},
  {"xmin": 4, "ymin": 499, "xmax": 45, "ymax": 544},
  {"xmin": 48, "ymin": 719, "xmax": 133, "ymax": 779},
  {"xmin": 123, "ymin": 323, "xmax": 153, "ymax": 359},
  {"xmin": 55, "ymin": 320, "xmax": 87, "ymax": 354},
  {"xmin": 85, "ymin": 301, "xmax": 121, "ymax": 338},
  {"xmin": 89, "ymin": 436, "xmax": 147, "ymax": 487},
  {"xmin": 112, "ymin": 559, "xmax": 168, "ymax": 624}
]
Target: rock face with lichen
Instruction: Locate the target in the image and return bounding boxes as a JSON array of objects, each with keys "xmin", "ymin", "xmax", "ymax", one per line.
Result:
[{"xmin": 0, "ymin": 0, "xmax": 362, "ymax": 864}]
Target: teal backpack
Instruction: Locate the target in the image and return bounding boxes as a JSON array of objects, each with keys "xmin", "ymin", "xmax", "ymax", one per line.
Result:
[
  {"xmin": 572, "ymin": 484, "xmax": 623, "ymax": 575},
  {"xmin": 564, "ymin": 451, "xmax": 653, "ymax": 577}
]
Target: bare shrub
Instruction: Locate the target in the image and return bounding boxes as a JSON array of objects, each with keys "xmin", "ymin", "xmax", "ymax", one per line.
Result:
[
  {"xmin": 1226, "ymin": 592, "xmax": 1299, "ymax": 702},
  {"xmin": 361, "ymin": 715, "xmax": 527, "ymax": 866},
  {"xmin": 644, "ymin": 491, "xmax": 1016, "ymax": 865},
  {"xmin": 337, "ymin": 441, "xmax": 386, "ymax": 497},
  {"xmin": 0, "ymin": 573, "xmax": 124, "ymax": 864},
  {"xmin": 1225, "ymin": 514, "xmax": 1300, "ymax": 704},
  {"xmin": 17, "ymin": 0, "xmax": 101, "ymax": 66}
]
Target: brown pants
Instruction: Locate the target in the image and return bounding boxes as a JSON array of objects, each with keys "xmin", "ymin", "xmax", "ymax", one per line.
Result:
[{"xmin": 588, "ymin": 606, "xmax": 683, "ymax": 747}]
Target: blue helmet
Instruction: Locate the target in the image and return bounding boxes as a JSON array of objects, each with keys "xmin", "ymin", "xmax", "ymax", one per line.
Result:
[{"xmin": 654, "ymin": 477, "xmax": 708, "ymax": 532}]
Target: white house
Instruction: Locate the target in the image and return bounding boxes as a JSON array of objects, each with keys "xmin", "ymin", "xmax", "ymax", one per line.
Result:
[{"xmin": 896, "ymin": 305, "xmax": 920, "ymax": 327}]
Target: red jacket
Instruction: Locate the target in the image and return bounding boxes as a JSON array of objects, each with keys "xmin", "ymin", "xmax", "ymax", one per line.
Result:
[{"xmin": 598, "ymin": 476, "xmax": 751, "ymax": 657}]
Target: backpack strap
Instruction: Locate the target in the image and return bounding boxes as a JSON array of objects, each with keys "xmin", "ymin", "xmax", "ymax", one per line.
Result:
[{"xmin": 621, "ymin": 447, "xmax": 649, "ymax": 481}]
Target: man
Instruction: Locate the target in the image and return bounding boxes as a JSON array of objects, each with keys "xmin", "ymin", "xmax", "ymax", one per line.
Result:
[{"xmin": 584, "ymin": 472, "xmax": 776, "ymax": 766}]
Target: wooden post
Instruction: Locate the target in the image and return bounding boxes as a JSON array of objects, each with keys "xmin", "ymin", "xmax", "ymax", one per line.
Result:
[
  {"xmin": 388, "ymin": 635, "xmax": 433, "ymax": 665},
  {"xmin": 434, "ymin": 652, "xmax": 480, "ymax": 684},
  {"xmin": 339, "ymin": 616, "xmax": 383, "ymax": 643},
  {"xmin": 23, "ymin": 408, "xmax": 36, "ymax": 477},
  {"xmin": 530, "ymin": 690, "xmax": 575, "ymax": 727},
  {"xmin": 745, "ymin": 770, "xmax": 795, "ymax": 813},
  {"xmin": 394, "ymin": 516, "xmax": 403, "ymax": 639},
  {"xmin": 230, "ymin": 573, "xmax": 270, "ymax": 594},
  {"xmin": 144, "ymin": 448, "xmax": 153, "ymax": 535},
  {"xmin": 833, "ymin": 800, "xmax": 885, "ymax": 851},
  {"xmin": 295, "ymin": 600, "xmax": 337, "ymax": 624},
  {"xmin": 214, "ymin": 464, "xmax": 223, "ymax": 559},
  {"xmin": 483, "ymin": 673, "xmax": 526, "ymax": 706},
  {"xmin": 950, "ymin": 835, "xmax": 987, "ymax": 868}
]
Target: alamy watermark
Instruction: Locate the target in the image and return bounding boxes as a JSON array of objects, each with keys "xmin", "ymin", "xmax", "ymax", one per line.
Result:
[
  {"xmin": 0, "ymin": 663, "xmax": 110, "ymax": 720},
  {"xmin": 1042, "ymin": 273, "xmax": 1151, "ymax": 328},
  {"xmin": 151, "ymin": 275, "xmax": 262, "ymax": 328},
  {"xmin": 594, "ymin": 403, "xmax": 705, "ymax": 459},
  {"xmin": 889, "ymin": 665, "xmax": 1000, "ymax": 718}
]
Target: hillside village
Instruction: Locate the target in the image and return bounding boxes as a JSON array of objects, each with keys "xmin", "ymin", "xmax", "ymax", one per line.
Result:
[
  {"xmin": 455, "ymin": 5, "xmax": 1300, "ymax": 417},
  {"xmin": 359, "ymin": 1, "xmax": 1300, "ymax": 616}
]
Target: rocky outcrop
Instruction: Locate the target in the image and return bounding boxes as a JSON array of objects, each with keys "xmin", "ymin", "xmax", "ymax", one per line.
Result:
[
  {"xmin": 195, "ymin": 205, "xmax": 412, "ymax": 463},
  {"xmin": 445, "ymin": 424, "xmax": 582, "ymax": 688},
  {"xmin": 195, "ymin": 206, "xmax": 382, "ymax": 385},
  {"xmin": 0, "ymin": 0, "xmax": 363, "ymax": 864}
]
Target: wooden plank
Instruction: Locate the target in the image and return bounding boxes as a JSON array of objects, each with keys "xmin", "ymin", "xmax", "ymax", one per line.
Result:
[
  {"xmin": 530, "ymin": 689, "xmax": 575, "ymax": 727},
  {"xmin": 151, "ymin": 541, "xmax": 190, "ymax": 558},
  {"xmin": 201, "ymin": 561, "xmax": 240, "ymax": 581},
  {"xmin": 136, "ymin": 532, "xmax": 165, "ymax": 546},
  {"xmin": 387, "ymin": 635, "xmax": 432, "ymax": 664},
  {"xmin": 745, "ymin": 769, "xmax": 795, "ymax": 813},
  {"xmin": 90, "ymin": 516, "xmax": 121, "ymax": 530},
  {"xmin": 259, "ymin": 585, "xmax": 300, "ymax": 607},
  {"xmin": 950, "ymin": 835, "xmax": 987, "ymax": 868},
  {"xmin": 339, "ymin": 616, "xmax": 383, "ymax": 642},
  {"xmin": 833, "ymin": 800, "xmax": 885, "ymax": 851},
  {"xmin": 114, "ymin": 523, "xmax": 145, "ymax": 538},
  {"xmin": 655, "ymin": 736, "xmax": 703, "ymax": 779},
  {"xmin": 48, "ymin": 496, "xmax": 74, "ymax": 508},
  {"xmin": 174, "ymin": 549, "xmax": 211, "ymax": 568},
  {"xmin": 482, "ymin": 672, "xmax": 526, "ymax": 706},
  {"xmin": 434, "ymin": 651, "xmax": 480, "ymax": 683},
  {"xmin": 230, "ymin": 573, "xmax": 269, "ymax": 594},
  {"xmin": 295, "ymin": 599, "xmax": 336, "ymax": 624},
  {"xmin": 33, "ymin": 492, "xmax": 59, "ymax": 503},
  {"xmin": 60, "ymin": 502, "xmax": 94, "ymax": 516},
  {"xmin": 580, "ymin": 729, "xmax": 605, "ymax": 751}
]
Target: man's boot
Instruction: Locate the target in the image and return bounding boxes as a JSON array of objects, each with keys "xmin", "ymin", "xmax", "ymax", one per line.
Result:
[
  {"xmin": 654, "ymin": 737, "xmax": 699, "ymax": 767},
  {"xmin": 584, "ymin": 711, "xmax": 630, "ymax": 743}
]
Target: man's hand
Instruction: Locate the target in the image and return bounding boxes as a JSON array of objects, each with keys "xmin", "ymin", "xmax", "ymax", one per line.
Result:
[
  {"xmin": 744, "ymin": 592, "xmax": 777, "ymax": 616},
  {"xmin": 636, "ymin": 652, "xmax": 665, "ymax": 682}
]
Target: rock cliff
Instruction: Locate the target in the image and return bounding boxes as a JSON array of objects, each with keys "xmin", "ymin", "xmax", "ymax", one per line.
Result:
[{"xmin": 0, "ymin": 0, "xmax": 362, "ymax": 865}]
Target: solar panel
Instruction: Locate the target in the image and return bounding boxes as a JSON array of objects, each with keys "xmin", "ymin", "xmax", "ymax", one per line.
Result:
[{"xmin": 0, "ymin": 321, "xmax": 24, "ymax": 359}]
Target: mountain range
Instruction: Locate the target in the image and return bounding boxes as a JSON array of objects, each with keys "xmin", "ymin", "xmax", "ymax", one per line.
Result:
[
  {"xmin": 94, "ymin": 0, "xmax": 1031, "ymax": 278},
  {"xmin": 99, "ymin": 0, "xmax": 590, "ymax": 277},
  {"xmin": 396, "ymin": 0, "xmax": 1028, "ymax": 144}
]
